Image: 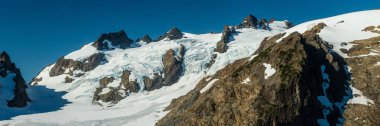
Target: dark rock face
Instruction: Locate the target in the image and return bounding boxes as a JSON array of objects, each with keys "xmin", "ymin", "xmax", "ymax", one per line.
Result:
[
  {"xmin": 92, "ymin": 30, "xmax": 134, "ymax": 50},
  {"xmin": 162, "ymin": 44, "xmax": 185, "ymax": 86},
  {"xmin": 258, "ymin": 19, "xmax": 269, "ymax": 30},
  {"xmin": 214, "ymin": 26, "xmax": 234, "ymax": 53},
  {"xmin": 49, "ymin": 53, "xmax": 106, "ymax": 77},
  {"xmin": 157, "ymin": 27, "xmax": 183, "ymax": 41},
  {"xmin": 93, "ymin": 87, "xmax": 124, "ymax": 105},
  {"xmin": 157, "ymin": 26, "xmax": 352, "ymax": 126},
  {"xmin": 137, "ymin": 34, "xmax": 153, "ymax": 43},
  {"xmin": 64, "ymin": 76, "xmax": 74, "ymax": 83},
  {"xmin": 0, "ymin": 52, "xmax": 30, "ymax": 108},
  {"xmin": 240, "ymin": 14, "xmax": 258, "ymax": 28},
  {"xmin": 120, "ymin": 71, "xmax": 140, "ymax": 93},
  {"xmin": 143, "ymin": 44, "xmax": 186, "ymax": 91}
]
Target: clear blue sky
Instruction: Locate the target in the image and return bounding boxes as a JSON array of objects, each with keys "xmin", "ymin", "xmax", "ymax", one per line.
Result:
[{"xmin": 1, "ymin": 0, "xmax": 379, "ymax": 81}]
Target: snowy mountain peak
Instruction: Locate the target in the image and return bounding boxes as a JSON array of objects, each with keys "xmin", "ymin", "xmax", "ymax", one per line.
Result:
[
  {"xmin": 156, "ymin": 27, "xmax": 184, "ymax": 41},
  {"xmin": 92, "ymin": 30, "xmax": 134, "ymax": 50}
]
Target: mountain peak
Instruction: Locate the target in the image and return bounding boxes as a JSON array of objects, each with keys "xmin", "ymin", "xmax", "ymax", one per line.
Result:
[
  {"xmin": 241, "ymin": 14, "xmax": 258, "ymax": 28},
  {"xmin": 0, "ymin": 51, "xmax": 11, "ymax": 64},
  {"xmin": 136, "ymin": 34, "xmax": 153, "ymax": 43},
  {"xmin": 92, "ymin": 30, "xmax": 134, "ymax": 50},
  {"xmin": 157, "ymin": 27, "xmax": 184, "ymax": 41}
]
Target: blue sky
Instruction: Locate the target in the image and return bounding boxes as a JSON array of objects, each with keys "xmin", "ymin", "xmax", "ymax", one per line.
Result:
[{"xmin": 1, "ymin": 0, "xmax": 379, "ymax": 81}]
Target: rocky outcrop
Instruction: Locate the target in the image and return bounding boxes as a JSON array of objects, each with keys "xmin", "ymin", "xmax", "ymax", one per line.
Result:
[
  {"xmin": 144, "ymin": 44, "xmax": 186, "ymax": 91},
  {"xmin": 93, "ymin": 71, "xmax": 138, "ymax": 105},
  {"xmin": 239, "ymin": 14, "xmax": 258, "ymax": 28},
  {"xmin": 362, "ymin": 25, "xmax": 380, "ymax": 34},
  {"xmin": 93, "ymin": 87, "xmax": 124, "ymax": 105},
  {"xmin": 92, "ymin": 45, "xmax": 186, "ymax": 104},
  {"xmin": 136, "ymin": 34, "xmax": 153, "ymax": 43},
  {"xmin": 157, "ymin": 27, "xmax": 183, "ymax": 41},
  {"xmin": 49, "ymin": 53, "xmax": 106, "ymax": 77},
  {"xmin": 157, "ymin": 26, "xmax": 352, "ymax": 125},
  {"xmin": 340, "ymin": 35, "xmax": 380, "ymax": 125},
  {"xmin": 214, "ymin": 26, "xmax": 234, "ymax": 53},
  {"xmin": 258, "ymin": 19, "xmax": 269, "ymax": 30},
  {"xmin": 92, "ymin": 30, "xmax": 134, "ymax": 50},
  {"xmin": 120, "ymin": 71, "xmax": 140, "ymax": 93},
  {"xmin": 0, "ymin": 52, "xmax": 31, "ymax": 108},
  {"xmin": 162, "ymin": 44, "xmax": 185, "ymax": 85}
]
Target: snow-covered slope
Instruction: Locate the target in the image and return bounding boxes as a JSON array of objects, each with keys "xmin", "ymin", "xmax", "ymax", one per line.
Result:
[
  {"xmin": 277, "ymin": 10, "xmax": 380, "ymax": 104},
  {"xmin": 278, "ymin": 10, "xmax": 380, "ymax": 58},
  {"xmin": 0, "ymin": 20, "xmax": 288, "ymax": 125}
]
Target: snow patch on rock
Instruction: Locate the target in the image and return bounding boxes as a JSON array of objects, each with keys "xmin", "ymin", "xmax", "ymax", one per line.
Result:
[
  {"xmin": 348, "ymin": 86, "xmax": 374, "ymax": 105},
  {"xmin": 200, "ymin": 79, "xmax": 218, "ymax": 94},
  {"xmin": 263, "ymin": 63, "xmax": 276, "ymax": 79}
]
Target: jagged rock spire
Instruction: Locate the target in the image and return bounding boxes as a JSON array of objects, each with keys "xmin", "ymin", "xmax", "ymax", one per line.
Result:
[
  {"xmin": 0, "ymin": 51, "xmax": 30, "ymax": 108},
  {"xmin": 214, "ymin": 25, "xmax": 234, "ymax": 53},
  {"xmin": 92, "ymin": 30, "xmax": 134, "ymax": 50},
  {"xmin": 241, "ymin": 14, "xmax": 258, "ymax": 28},
  {"xmin": 157, "ymin": 27, "xmax": 184, "ymax": 41}
]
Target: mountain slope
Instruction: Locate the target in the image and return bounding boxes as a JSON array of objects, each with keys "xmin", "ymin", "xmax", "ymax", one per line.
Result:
[
  {"xmin": 0, "ymin": 15, "xmax": 289, "ymax": 125},
  {"xmin": 157, "ymin": 10, "xmax": 380, "ymax": 126},
  {"xmin": 157, "ymin": 24, "xmax": 352, "ymax": 126},
  {"xmin": 1, "ymin": 10, "xmax": 379, "ymax": 126},
  {"xmin": 277, "ymin": 10, "xmax": 380, "ymax": 125}
]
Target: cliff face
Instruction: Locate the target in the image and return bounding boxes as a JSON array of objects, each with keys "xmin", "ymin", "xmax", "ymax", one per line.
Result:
[
  {"xmin": 343, "ymin": 30, "xmax": 380, "ymax": 126},
  {"xmin": 0, "ymin": 52, "xmax": 30, "ymax": 108},
  {"xmin": 157, "ymin": 25, "xmax": 352, "ymax": 126}
]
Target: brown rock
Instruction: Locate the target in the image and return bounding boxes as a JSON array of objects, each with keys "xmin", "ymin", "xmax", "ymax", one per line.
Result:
[
  {"xmin": 120, "ymin": 71, "xmax": 140, "ymax": 93},
  {"xmin": 157, "ymin": 27, "xmax": 183, "ymax": 41},
  {"xmin": 99, "ymin": 77, "xmax": 115, "ymax": 86},
  {"xmin": 49, "ymin": 53, "xmax": 106, "ymax": 77},
  {"xmin": 343, "ymin": 35, "xmax": 380, "ymax": 126},
  {"xmin": 157, "ymin": 26, "xmax": 351, "ymax": 126},
  {"xmin": 214, "ymin": 26, "xmax": 233, "ymax": 53},
  {"xmin": 240, "ymin": 14, "xmax": 258, "ymax": 28}
]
